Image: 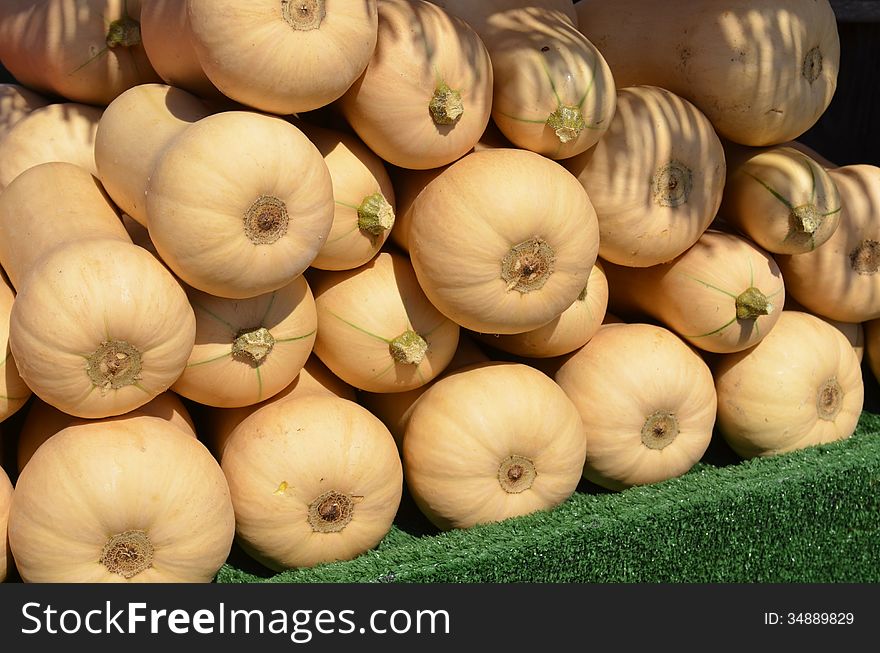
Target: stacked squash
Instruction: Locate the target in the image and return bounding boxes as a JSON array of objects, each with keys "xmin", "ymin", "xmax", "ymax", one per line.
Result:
[{"xmin": 0, "ymin": 0, "xmax": 872, "ymax": 583}]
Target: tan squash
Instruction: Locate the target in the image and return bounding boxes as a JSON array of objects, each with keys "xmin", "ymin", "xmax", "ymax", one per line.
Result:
[
  {"xmin": 0, "ymin": 84, "xmax": 49, "ymax": 137},
  {"xmin": 140, "ymin": 0, "xmax": 219, "ymax": 99},
  {"xmin": 719, "ymin": 144, "xmax": 841, "ymax": 254},
  {"xmin": 437, "ymin": 1, "xmax": 613, "ymax": 159},
  {"xmin": 604, "ymin": 230, "xmax": 785, "ymax": 354},
  {"xmin": 403, "ymin": 361, "xmax": 586, "ymax": 530},
  {"xmin": 187, "ymin": 0, "xmax": 378, "ymax": 114},
  {"xmin": 310, "ymin": 251, "xmax": 460, "ymax": 393},
  {"xmin": 8, "ymin": 416, "xmax": 235, "ymax": 582},
  {"xmin": 714, "ymin": 311, "xmax": 863, "ymax": 459},
  {"xmin": 0, "ymin": 102, "xmax": 102, "ymax": 191},
  {"xmin": 204, "ymin": 355, "xmax": 356, "ymax": 462},
  {"xmin": 776, "ymin": 165, "xmax": 880, "ymax": 323},
  {"xmin": 145, "ymin": 111, "xmax": 334, "ymax": 299},
  {"xmin": 565, "ymin": 86, "xmax": 726, "ymax": 267},
  {"xmin": 221, "ymin": 394, "xmax": 403, "ymax": 570},
  {"xmin": 359, "ymin": 333, "xmax": 490, "ymax": 446},
  {"xmin": 555, "ymin": 323, "xmax": 717, "ymax": 490},
  {"xmin": 338, "ymin": 0, "xmax": 493, "ymax": 170},
  {"xmin": 0, "ymin": 162, "xmax": 131, "ymax": 290},
  {"xmin": 95, "ymin": 83, "xmax": 212, "ymax": 227},
  {"xmin": 0, "ymin": 274, "xmax": 31, "ymax": 423},
  {"xmin": 297, "ymin": 122, "xmax": 396, "ymax": 270},
  {"xmin": 0, "ymin": 0, "xmax": 161, "ymax": 106},
  {"xmin": 476, "ymin": 260, "xmax": 608, "ymax": 358},
  {"xmin": 172, "ymin": 276, "xmax": 317, "ymax": 408},
  {"xmin": 17, "ymin": 392, "xmax": 196, "ymax": 472},
  {"xmin": 576, "ymin": 0, "xmax": 840, "ymax": 146},
  {"xmin": 9, "ymin": 239, "xmax": 196, "ymax": 418},
  {"xmin": 0, "ymin": 465, "xmax": 10, "ymax": 582},
  {"xmin": 410, "ymin": 148, "xmax": 599, "ymax": 333},
  {"xmin": 865, "ymin": 319, "xmax": 880, "ymax": 385},
  {"xmin": 786, "ymin": 140, "xmax": 838, "ymax": 169}
]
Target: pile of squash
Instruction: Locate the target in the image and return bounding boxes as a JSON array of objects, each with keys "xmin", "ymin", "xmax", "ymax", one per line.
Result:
[{"xmin": 0, "ymin": 0, "xmax": 876, "ymax": 583}]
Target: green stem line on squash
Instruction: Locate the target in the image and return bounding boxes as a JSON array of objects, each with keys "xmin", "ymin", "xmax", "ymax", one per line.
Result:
[
  {"xmin": 744, "ymin": 171, "xmax": 794, "ymax": 211},
  {"xmin": 822, "ymin": 206, "xmax": 842, "ymax": 217},
  {"xmin": 190, "ymin": 300, "xmax": 238, "ymax": 332},
  {"xmin": 131, "ymin": 382, "xmax": 152, "ymax": 396},
  {"xmin": 685, "ymin": 315, "xmax": 737, "ymax": 339},
  {"xmin": 274, "ymin": 329, "xmax": 317, "ymax": 344},
  {"xmin": 186, "ymin": 351, "xmax": 232, "ymax": 368},
  {"xmin": 255, "ymin": 366, "xmax": 263, "ymax": 401},
  {"xmin": 335, "ymin": 200, "xmax": 359, "ymax": 211},
  {"xmin": 326, "ymin": 310, "xmax": 391, "ymax": 343},
  {"xmin": 325, "ymin": 224, "xmax": 359, "ymax": 245},
  {"xmin": 539, "ymin": 57, "xmax": 564, "ymax": 108},
  {"xmin": 680, "ymin": 273, "xmax": 739, "ymax": 300},
  {"xmin": 800, "ymin": 153, "xmax": 819, "ymax": 204},
  {"xmin": 259, "ymin": 292, "xmax": 278, "ymax": 325}
]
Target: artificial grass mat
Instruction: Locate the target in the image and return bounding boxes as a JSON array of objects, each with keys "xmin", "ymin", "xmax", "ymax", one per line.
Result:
[{"xmin": 216, "ymin": 411, "xmax": 880, "ymax": 584}]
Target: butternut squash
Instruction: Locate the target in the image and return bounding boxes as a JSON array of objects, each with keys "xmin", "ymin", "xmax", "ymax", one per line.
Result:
[
  {"xmin": 0, "ymin": 274, "xmax": 31, "ymax": 423},
  {"xmin": 0, "ymin": 84, "xmax": 49, "ymax": 137},
  {"xmin": 0, "ymin": 465, "xmax": 10, "ymax": 582}
]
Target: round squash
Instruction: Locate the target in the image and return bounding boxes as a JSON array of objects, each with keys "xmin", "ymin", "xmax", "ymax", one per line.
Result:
[
  {"xmin": 204, "ymin": 355, "xmax": 356, "ymax": 462},
  {"xmin": 297, "ymin": 122, "xmax": 396, "ymax": 270},
  {"xmin": 310, "ymin": 251, "xmax": 460, "ymax": 393},
  {"xmin": 16, "ymin": 392, "xmax": 196, "ymax": 472},
  {"xmin": 0, "ymin": 0, "xmax": 161, "ymax": 106},
  {"xmin": 8, "ymin": 416, "xmax": 235, "ymax": 582},
  {"xmin": 0, "ymin": 162, "xmax": 131, "ymax": 290},
  {"xmin": 9, "ymin": 239, "xmax": 196, "ymax": 419},
  {"xmin": 775, "ymin": 165, "xmax": 880, "ymax": 323},
  {"xmin": 576, "ymin": 0, "xmax": 840, "ymax": 146},
  {"xmin": 714, "ymin": 311, "xmax": 864, "ymax": 458},
  {"xmin": 187, "ymin": 0, "xmax": 378, "ymax": 114},
  {"xmin": 784, "ymin": 295, "xmax": 864, "ymax": 363},
  {"xmin": 221, "ymin": 394, "xmax": 403, "ymax": 570},
  {"xmin": 0, "ymin": 102, "xmax": 102, "ymax": 191},
  {"xmin": 403, "ymin": 361, "xmax": 586, "ymax": 530},
  {"xmin": 475, "ymin": 260, "xmax": 608, "ymax": 358},
  {"xmin": 338, "ymin": 0, "xmax": 493, "ymax": 170},
  {"xmin": 0, "ymin": 465, "xmax": 10, "ymax": 583},
  {"xmin": 95, "ymin": 83, "xmax": 212, "ymax": 227},
  {"xmin": 145, "ymin": 111, "xmax": 334, "ymax": 299},
  {"xmin": 140, "ymin": 0, "xmax": 219, "ymax": 99},
  {"xmin": 719, "ymin": 144, "xmax": 841, "ymax": 254},
  {"xmin": 555, "ymin": 323, "xmax": 717, "ymax": 490},
  {"xmin": 410, "ymin": 148, "xmax": 599, "ymax": 333},
  {"xmin": 0, "ymin": 274, "xmax": 31, "ymax": 423},
  {"xmin": 0, "ymin": 84, "xmax": 49, "ymax": 137},
  {"xmin": 172, "ymin": 276, "xmax": 317, "ymax": 408},
  {"xmin": 565, "ymin": 85, "xmax": 726, "ymax": 267},
  {"xmin": 604, "ymin": 230, "xmax": 785, "ymax": 354}
]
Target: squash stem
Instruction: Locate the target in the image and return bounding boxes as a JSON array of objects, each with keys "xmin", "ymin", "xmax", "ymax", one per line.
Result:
[
  {"xmin": 790, "ymin": 203, "xmax": 820, "ymax": 235},
  {"xmin": 100, "ymin": 530, "xmax": 154, "ymax": 579},
  {"xmin": 106, "ymin": 15, "xmax": 142, "ymax": 49},
  {"xmin": 233, "ymin": 327, "xmax": 275, "ymax": 366},
  {"xmin": 735, "ymin": 287, "xmax": 772, "ymax": 320},
  {"xmin": 429, "ymin": 81, "xmax": 464, "ymax": 125},
  {"xmin": 357, "ymin": 192, "xmax": 395, "ymax": 236},
  {"xmin": 546, "ymin": 105, "xmax": 586, "ymax": 144},
  {"xmin": 389, "ymin": 330, "xmax": 428, "ymax": 365}
]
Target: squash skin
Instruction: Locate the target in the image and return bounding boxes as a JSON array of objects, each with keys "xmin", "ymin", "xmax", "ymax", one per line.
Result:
[
  {"xmin": 565, "ymin": 85, "xmax": 726, "ymax": 267},
  {"xmin": 0, "ymin": 274, "xmax": 31, "ymax": 423},
  {"xmin": 0, "ymin": 162, "xmax": 131, "ymax": 291},
  {"xmin": 9, "ymin": 239, "xmax": 197, "ymax": 419},
  {"xmin": 576, "ymin": 0, "xmax": 840, "ymax": 146},
  {"xmin": 221, "ymin": 394, "xmax": 403, "ymax": 570},
  {"xmin": 0, "ymin": 84, "xmax": 49, "ymax": 137},
  {"xmin": 95, "ymin": 83, "xmax": 212, "ymax": 227},
  {"xmin": 339, "ymin": 0, "xmax": 493, "ymax": 170},
  {"xmin": 555, "ymin": 323, "xmax": 717, "ymax": 490},
  {"xmin": 17, "ymin": 392, "xmax": 196, "ymax": 472},
  {"xmin": 0, "ymin": 103, "xmax": 102, "ymax": 191},
  {"xmin": 0, "ymin": 466, "xmax": 10, "ymax": 583},
  {"xmin": 410, "ymin": 148, "xmax": 599, "ymax": 334},
  {"xmin": 8, "ymin": 417, "xmax": 235, "ymax": 583},
  {"xmin": 172, "ymin": 276, "xmax": 318, "ymax": 408},
  {"xmin": 145, "ymin": 111, "xmax": 334, "ymax": 299},
  {"xmin": 431, "ymin": 0, "xmax": 578, "ymax": 33},
  {"xmin": 187, "ymin": 0, "xmax": 378, "ymax": 115},
  {"xmin": 403, "ymin": 361, "xmax": 586, "ymax": 530},
  {"xmin": 604, "ymin": 230, "xmax": 786, "ymax": 354},
  {"xmin": 776, "ymin": 165, "xmax": 880, "ymax": 323},
  {"xmin": 714, "ymin": 311, "xmax": 864, "ymax": 459},
  {"xmin": 0, "ymin": 0, "xmax": 161, "ymax": 106}
]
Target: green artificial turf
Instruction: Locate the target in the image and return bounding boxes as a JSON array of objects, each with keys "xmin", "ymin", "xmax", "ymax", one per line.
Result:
[{"xmin": 215, "ymin": 411, "xmax": 880, "ymax": 584}]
